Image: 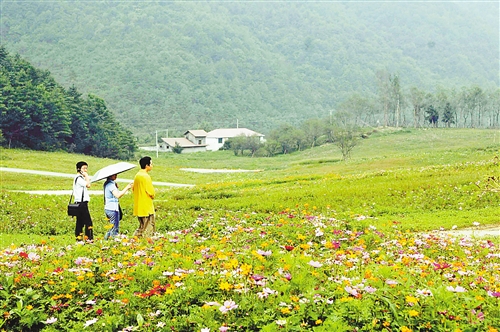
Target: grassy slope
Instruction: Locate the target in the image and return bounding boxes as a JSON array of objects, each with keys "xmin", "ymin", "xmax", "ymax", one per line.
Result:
[{"xmin": 1, "ymin": 128, "xmax": 499, "ymax": 248}]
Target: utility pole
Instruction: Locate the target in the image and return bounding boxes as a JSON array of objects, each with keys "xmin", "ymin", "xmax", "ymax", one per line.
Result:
[{"xmin": 155, "ymin": 130, "xmax": 158, "ymax": 158}]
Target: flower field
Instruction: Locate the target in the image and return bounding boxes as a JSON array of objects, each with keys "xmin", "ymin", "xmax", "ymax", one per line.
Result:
[{"xmin": 1, "ymin": 208, "xmax": 498, "ymax": 331}]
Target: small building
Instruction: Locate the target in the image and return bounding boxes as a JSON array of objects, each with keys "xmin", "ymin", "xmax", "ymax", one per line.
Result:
[
  {"xmin": 159, "ymin": 136, "xmax": 207, "ymax": 153},
  {"xmin": 184, "ymin": 130, "xmax": 207, "ymax": 146},
  {"xmin": 206, "ymin": 128, "xmax": 265, "ymax": 151}
]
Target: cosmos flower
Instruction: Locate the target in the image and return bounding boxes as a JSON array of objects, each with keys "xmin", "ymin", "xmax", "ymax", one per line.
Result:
[
  {"xmin": 84, "ymin": 318, "xmax": 98, "ymax": 327},
  {"xmin": 446, "ymin": 286, "xmax": 467, "ymax": 293},
  {"xmin": 256, "ymin": 249, "xmax": 272, "ymax": 256},
  {"xmin": 44, "ymin": 317, "xmax": 57, "ymax": 324},
  {"xmin": 219, "ymin": 300, "xmax": 238, "ymax": 314},
  {"xmin": 308, "ymin": 260, "xmax": 323, "ymax": 268}
]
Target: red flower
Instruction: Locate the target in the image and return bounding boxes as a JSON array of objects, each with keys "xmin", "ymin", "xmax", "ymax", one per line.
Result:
[
  {"xmin": 19, "ymin": 252, "xmax": 28, "ymax": 259},
  {"xmin": 284, "ymin": 245, "xmax": 295, "ymax": 251},
  {"xmin": 433, "ymin": 262, "xmax": 451, "ymax": 270}
]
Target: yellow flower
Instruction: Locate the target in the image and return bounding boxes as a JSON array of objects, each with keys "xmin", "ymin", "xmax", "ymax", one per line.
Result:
[
  {"xmin": 26, "ymin": 305, "xmax": 33, "ymax": 311},
  {"xmin": 116, "ymin": 290, "xmax": 125, "ymax": 295},
  {"xmin": 315, "ymin": 319, "xmax": 322, "ymax": 325},
  {"xmin": 408, "ymin": 310, "xmax": 419, "ymax": 317},
  {"xmin": 405, "ymin": 296, "xmax": 419, "ymax": 304},
  {"xmin": 487, "ymin": 328, "xmax": 498, "ymax": 332},
  {"xmin": 401, "ymin": 327, "xmax": 412, "ymax": 332},
  {"xmin": 280, "ymin": 307, "xmax": 291, "ymax": 314},
  {"xmin": 300, "ymin": 243, "xmax": 311, "ymax": 250},
  {"xmin": 219, "ymin": 281, "xmax": 232, "ymax": 291},
  {"xmin": 240, "ymin": 263, "xmax": 252, "ymax": 275}
]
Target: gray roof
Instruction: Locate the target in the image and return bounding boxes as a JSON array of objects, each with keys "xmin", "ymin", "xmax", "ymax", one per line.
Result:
[
  {"xmin": 206, "ymin": 128, "xmax": 264, "ymax": 138},
  {"xmin": 161, "ymin": 138, "xmax": 207, "ymax": 148},
  {"xmin": 184, "ymin": 129, "xmax": 208, "ymax": 137}
]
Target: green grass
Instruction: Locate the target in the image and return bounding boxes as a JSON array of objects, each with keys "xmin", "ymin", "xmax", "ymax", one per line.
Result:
[{"xmin": 1, "ymin": 128, "xmax": 500, "ymax": 248}]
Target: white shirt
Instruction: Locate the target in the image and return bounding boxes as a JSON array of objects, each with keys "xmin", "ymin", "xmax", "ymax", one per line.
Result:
[{"xmin": 73, "ymin": 175, "xmax": 90, "ymax": 202}]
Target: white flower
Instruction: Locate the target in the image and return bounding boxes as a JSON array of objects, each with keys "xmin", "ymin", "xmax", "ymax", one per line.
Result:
[
  {"xmin": 276, "ymin": 319, "xmax": 287, "ymax": 326},
  {"xmin": 447, "ymin": 286, "xmax": 467, "ymax": 293},
  {"xmin": 84, "ymin": 318, "xmax": 98, "ymax": 328},
  {"xmin": 44, "ymin": 317, "xmax": 57, "ymax": 324},
  {"xmin": 416, "ymin": 289, "xmax": 433, "ymax": 297},
  {"xmin": 308, "ymin": 260, "xmax": 323, "ymax": 268},
  {"xmin": 200, "ymin": 328, "xmax": 210, "ymax": 332}
]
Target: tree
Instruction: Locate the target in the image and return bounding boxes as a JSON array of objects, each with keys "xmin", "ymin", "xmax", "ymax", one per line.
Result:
[
  {"xmin": 172, "ymin": 142, "xmax": 183, "ymax": 154},
  {"xmin": 268, "ymin": 124, "xmax": 305, "ymax": 154},
  {"xmin": 409, "ymin": 86, "xmax": 426, "ymax": 128},
  {"xmin": 301, "ymin": 118, "xmax": 326, "ymax": 148},
  {"xmin": 333, "ymin": 125, "xmax": 359, "ymax": 161},
  {"xmin": 441, "ymin": 102, "xmax": 455, "ymax": 127},
  {"xmin": 425, "ymin": 105, "xmax": 439, "ymax": 127}
]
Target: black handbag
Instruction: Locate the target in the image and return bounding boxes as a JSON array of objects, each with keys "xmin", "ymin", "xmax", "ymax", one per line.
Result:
[{"xmin": 68, "ymin": 177, "xmax": 84, "ymax": 217}]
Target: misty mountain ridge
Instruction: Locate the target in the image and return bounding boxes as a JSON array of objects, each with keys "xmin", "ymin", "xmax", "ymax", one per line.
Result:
[{"xmin": 2, "ymin": 1, "xmax": 498, "ymax": 138}]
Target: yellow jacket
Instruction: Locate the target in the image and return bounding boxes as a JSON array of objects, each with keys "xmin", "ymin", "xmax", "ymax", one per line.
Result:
[{"xmin": 133, "ymin": 169, "xmax": 155, "ymax": 217}]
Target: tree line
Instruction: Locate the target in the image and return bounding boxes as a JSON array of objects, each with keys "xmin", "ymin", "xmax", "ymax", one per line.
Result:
[
  {"xmin": 222, "ymin": 73, "xmax": 500, "ymax": 160},
  {"xmin": 0, "ymin": 46, "xmax": 136, "ymax": 160},
  {"xmin": 355, "ymin": 71, "xmax": 500, "ymax": 129}
]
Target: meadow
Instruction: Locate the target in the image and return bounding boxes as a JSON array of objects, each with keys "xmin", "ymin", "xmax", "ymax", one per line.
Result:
[{"xmin": 0, "ymin": 128, "xmax": 499, "ymax": 331}]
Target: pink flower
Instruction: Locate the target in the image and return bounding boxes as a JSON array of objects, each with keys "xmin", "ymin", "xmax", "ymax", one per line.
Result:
[
  {"xmin": 219, "ymin": 300, "xmax": 238, "ymax": 314},
  {"xmin": 364, "ymin": 286, "xmax": 377, "ymax": 293},
  {"xmin": 487, "ymin": 291, "xmax": 500, "ymax": 298},
  {"xmin": 256, "ymin": 250, "xmax": 272, "ymax": 256},
  {"xmin": 345, "ymin": 286, "xmax": 359, "ymax": 297},
  {"xmin": 251, "ymin": 274, "xmax": 264, "ymax": 281}
]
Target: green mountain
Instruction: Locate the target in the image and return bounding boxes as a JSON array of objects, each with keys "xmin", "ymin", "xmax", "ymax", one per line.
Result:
[{"xmin": 1, "ymin": 1, "xmax": 498, "ymax": 139}]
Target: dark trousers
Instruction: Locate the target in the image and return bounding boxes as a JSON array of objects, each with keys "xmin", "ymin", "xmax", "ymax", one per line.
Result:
[{"xmin": 75, "ymin": 202, "xmax": 93, "ymax": 241}]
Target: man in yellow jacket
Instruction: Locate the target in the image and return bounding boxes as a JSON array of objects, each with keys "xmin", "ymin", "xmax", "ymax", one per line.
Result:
[{"xmin": 132, "ymin": 156, "xmax": 155, "ymax": 237}]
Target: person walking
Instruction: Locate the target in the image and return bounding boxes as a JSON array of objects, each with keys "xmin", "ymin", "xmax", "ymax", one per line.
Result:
[
  {"xmin": 103, "ymin": 174, "xmax": 133, "ymax": 239},
  {"xmin": 132, "ymin": 156, "xmax": 156, "ymax": 237},
  {"xmin": 73, "ymin": 161, "xmax": 93, "ymax": 242}
]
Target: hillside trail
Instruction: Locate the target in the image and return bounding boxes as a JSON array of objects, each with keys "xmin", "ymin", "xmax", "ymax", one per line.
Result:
[
  {"xmin": 1, "ymin": 167, "xmax": 498, "ymax": 238},
  {"xmin": 0, "ymin": 167, "xmax": 194, "ymax": 195}
]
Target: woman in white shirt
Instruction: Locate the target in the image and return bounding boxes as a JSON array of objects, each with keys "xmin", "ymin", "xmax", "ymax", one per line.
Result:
[{"xmin": 73, "ymin": 161, "xmax": 93, "ymax": 242}]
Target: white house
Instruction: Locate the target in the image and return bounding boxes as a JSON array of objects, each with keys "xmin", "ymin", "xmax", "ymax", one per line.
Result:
[
  {"xmin": 157, "ymin": 128, "xmax": 265, "ymax": 153},
  {"xmin": 159, "ymin": 130, "xmax": 208, "ymax": 153},
  {"xmin": 205, "ymin": 128, "xmax": 265, "ymax": 151}
]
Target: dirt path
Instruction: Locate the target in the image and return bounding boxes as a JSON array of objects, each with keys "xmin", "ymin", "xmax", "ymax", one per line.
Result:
[{"xmin": 0, "ymin": 167, "xmax": 194, "ymax": 188}]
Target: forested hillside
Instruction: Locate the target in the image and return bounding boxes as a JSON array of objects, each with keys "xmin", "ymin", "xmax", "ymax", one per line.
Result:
[
  {"xmin": 0, "ymin": 47, "xmax": 136, "ymax": 159},
  {"xmin": 1, "ymin": 1, "xmax": 498, "ymax": 140}
]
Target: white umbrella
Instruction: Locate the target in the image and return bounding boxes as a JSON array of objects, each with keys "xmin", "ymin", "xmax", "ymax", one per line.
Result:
[{"xmin": 91, "ymin": 162, "xmax": 137, "ymax": 183}]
